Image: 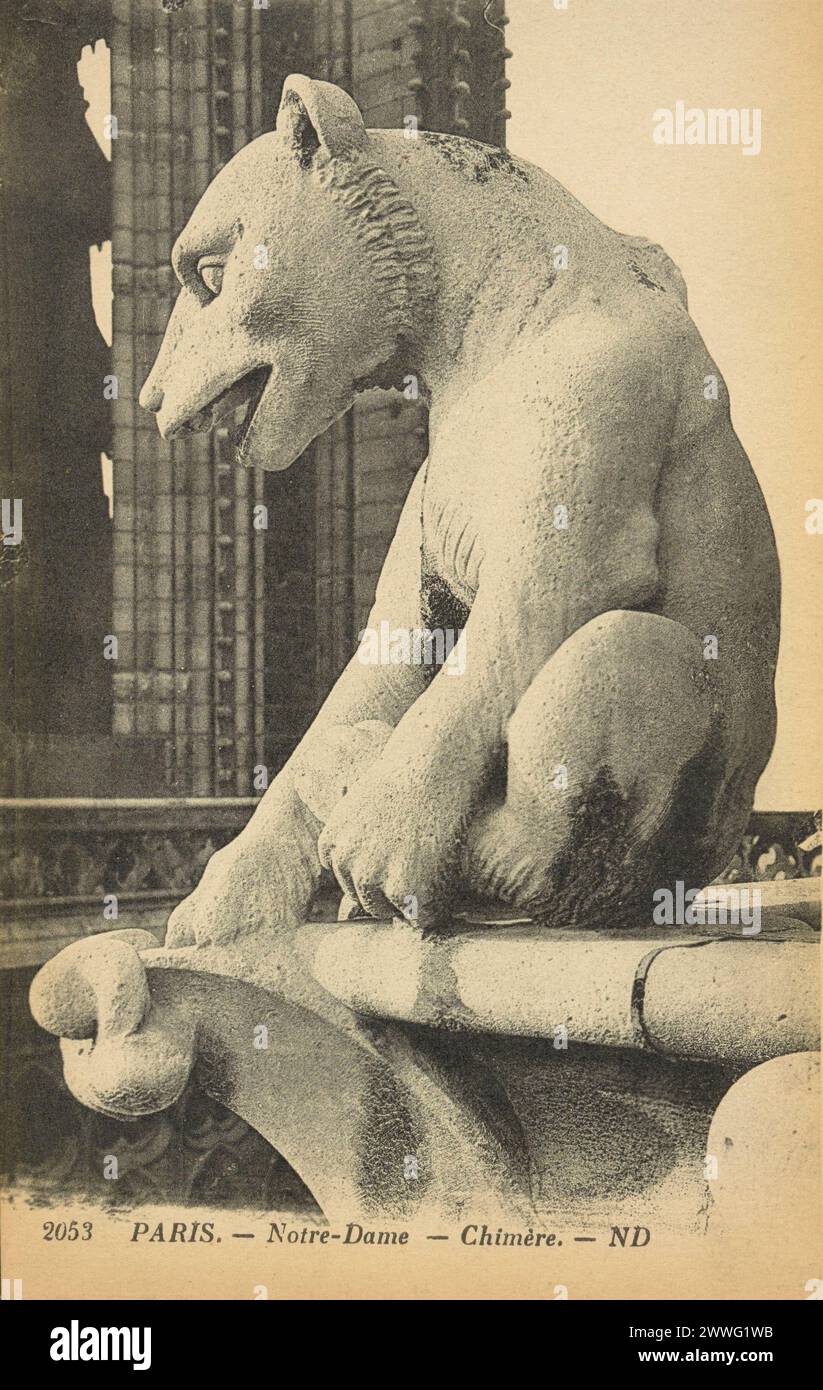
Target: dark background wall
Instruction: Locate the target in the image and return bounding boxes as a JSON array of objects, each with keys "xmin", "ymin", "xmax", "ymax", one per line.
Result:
[{"xmin": 1, "ymin": 0, "xmax": 510, "ymax": 799}]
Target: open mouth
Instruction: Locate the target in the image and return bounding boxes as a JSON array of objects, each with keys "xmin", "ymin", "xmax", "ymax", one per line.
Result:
[{"xmin": 173, "ymin": 365, "xmax": 271, "ymax": 456}]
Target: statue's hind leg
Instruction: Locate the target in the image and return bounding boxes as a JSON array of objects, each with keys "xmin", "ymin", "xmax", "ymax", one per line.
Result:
[
  {"xmin": 295, "ymin": 610, "xmax": 757, "ymax": 926},
  {"xmin": 465, "ymin": 610, "xmax": 750, "ymax": 925}
]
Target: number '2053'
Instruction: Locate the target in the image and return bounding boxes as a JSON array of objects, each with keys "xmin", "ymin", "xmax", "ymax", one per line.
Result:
[{"xmin": 42, "ymin": 1221, "xmax": 93, "ymax": 1241}]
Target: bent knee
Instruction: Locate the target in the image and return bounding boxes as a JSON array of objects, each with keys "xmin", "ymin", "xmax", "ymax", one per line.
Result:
[
  {"xmin": 511, "ymin": 611, "xmax": 714, "ymax": 743},
  {"xmin": 507, "ymin": 610, "xmax": 719, "ymax": 810},
  {"xmin": 560, "ymin": 609, "xmax": 706, "ymax": 682}
]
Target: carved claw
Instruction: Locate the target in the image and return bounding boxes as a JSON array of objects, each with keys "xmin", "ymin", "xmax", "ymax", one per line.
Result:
[{"xmin": 29, "ymin": 930, "xmax": 196, "ymax": 1120}]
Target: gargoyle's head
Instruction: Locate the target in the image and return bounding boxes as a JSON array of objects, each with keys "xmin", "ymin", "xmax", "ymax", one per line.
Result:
[{"xmin": 140, "ymin": 76, "xmax": 432, "ymax": 471}]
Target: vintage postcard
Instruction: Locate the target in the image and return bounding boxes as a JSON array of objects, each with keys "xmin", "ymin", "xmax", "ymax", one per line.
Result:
[{"xmin": 1, "ymin": 0, "xmax": 820, "ymax": 1315}]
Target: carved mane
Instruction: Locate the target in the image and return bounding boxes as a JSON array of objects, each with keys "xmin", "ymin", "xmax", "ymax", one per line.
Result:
[{"xmin": 314, "ymin": 152, "xmax": 438, "ymax": 382}]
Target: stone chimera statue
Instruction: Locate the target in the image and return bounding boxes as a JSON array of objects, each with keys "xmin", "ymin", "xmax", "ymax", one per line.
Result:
[{"xmin": 138, "ymin": 75, "xmax": 780, "ymax": 938}]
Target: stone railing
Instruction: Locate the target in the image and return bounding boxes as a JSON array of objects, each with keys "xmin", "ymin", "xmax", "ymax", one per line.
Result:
[
  {"xmin": 0, "ymin": 798, "xmax": 253, "ymax": 968},
  {"xmin": 2, "ymin": 799, "xmax": 818, "ymax": 969},
  {"xmin": 27, "ymin": 877, "xmax": 820, "ymax": 1231}
]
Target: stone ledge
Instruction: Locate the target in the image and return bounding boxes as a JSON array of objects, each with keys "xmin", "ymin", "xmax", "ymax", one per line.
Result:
[
  {"xmin": 0, "ymin": 796, "xmax": 258, "ymax": 832},
  {"xmin": 27, "ymin": 881, "xmax": 821, "ymax": 1225},
  {"xmin": 303, "ymin": 917, "xmax": 818, "ymax": 1067}
]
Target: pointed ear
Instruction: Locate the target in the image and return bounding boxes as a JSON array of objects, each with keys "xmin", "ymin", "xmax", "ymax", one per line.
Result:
[{"xmin": 276, "ymin": 75, "xmax": 367, "ymax": 166}]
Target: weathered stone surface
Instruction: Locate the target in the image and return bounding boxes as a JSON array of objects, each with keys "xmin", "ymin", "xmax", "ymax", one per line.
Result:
[
  {"xmin": 692, "ymin": 875, "xmax": 820, "ymax": 928},
  {"xmin": 29, "ymin": 908, "xmax": 819, "ymax": 1224},
  {"xmin": 30, "ymin": 930, "xmax": 196, "ymax": 1119},
  {"xmin": 642, "ymin": 936, "xmax": 819, "ymax": 1064},
  {"xmin": 137, "ymin": 74, "xmax": 779, "ymax": 941},
  {"xmin": 33, "ymin": 926, "xmax": 535, "ymax": 1220},
  {"xmin": 706, "ymin": 1052, "xmax": 820, "ymax": 1241},
  {"xmin": 306, "ymin": 918, "xmax": 819, "ymax": 1064}
]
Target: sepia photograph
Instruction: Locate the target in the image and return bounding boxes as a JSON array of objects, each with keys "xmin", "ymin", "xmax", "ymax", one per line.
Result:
[{"xmin": 0, "ymin": 0, "xmax": 820, "ymax": 1324}]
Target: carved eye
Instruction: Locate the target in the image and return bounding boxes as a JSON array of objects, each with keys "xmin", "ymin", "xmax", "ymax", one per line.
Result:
[{"xmin": 197, "ymin": 260, "xmax": 224, "ymax": 298}]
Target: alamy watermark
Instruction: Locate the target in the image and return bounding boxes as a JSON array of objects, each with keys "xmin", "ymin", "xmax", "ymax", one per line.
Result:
[
  {"xmin": 653, "ymin": 102, "xmax": 762, "ymax": 156},
  {"xmin": 357, "ymin": 620, "xmax": 466, "ymax": 676},
  {"xmin": 652, "ymin": 880, "xmax": 761, "ymax": 934},
  {"xmin": 50, "ymin": 1321, "xmax": 151, "ymax": 1370}
]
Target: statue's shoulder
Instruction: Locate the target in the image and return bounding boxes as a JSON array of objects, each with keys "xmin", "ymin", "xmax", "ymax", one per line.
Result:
[{"xmin": 621, "ymin": 233, "xmax": 689, "ymax": 307}]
